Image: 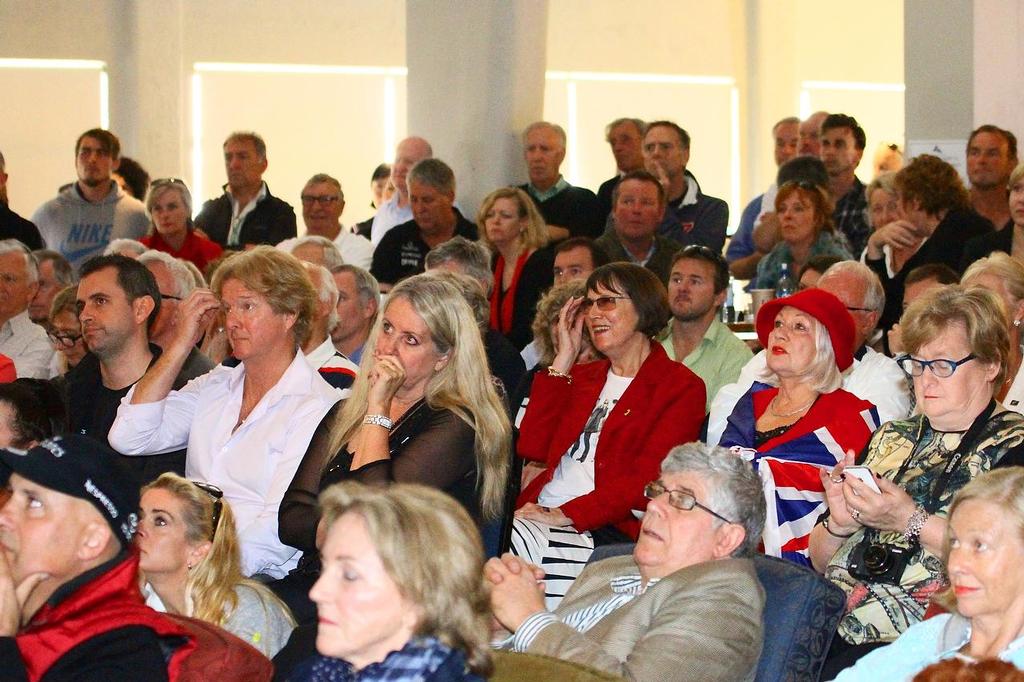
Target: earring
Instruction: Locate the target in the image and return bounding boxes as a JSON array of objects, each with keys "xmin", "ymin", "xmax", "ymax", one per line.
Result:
[
  {"xmin": 1015, "ymin": 319, "xmax": 1022, "ymax": 329},
  {"xmin": 186, "ymin": 562, "xmax": 193, "ymax": 571}
]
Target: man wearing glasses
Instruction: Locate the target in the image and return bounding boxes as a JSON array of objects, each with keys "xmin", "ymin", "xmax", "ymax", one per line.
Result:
[
  {"xmin": 295, "ymin": 173, "xmax": 373, "ymax": 270},
  {"xmin": 64, "ymin": 255, "xmax": 209, "ymax": 482},
  {"xmin": 194, "ymin": 131, "xmax": 296, "ymax": 249},
  {"xmin": 488, "ymin": 442, "xmax": 766, "ymax": 682}
]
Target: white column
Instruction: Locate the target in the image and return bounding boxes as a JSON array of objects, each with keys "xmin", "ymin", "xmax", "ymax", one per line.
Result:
[
  {"xmin": 973, "ymin": 2, "xmax": 1024, "ymax": 134},
  {"xmin": 405, "ymin": 0, "xmax": 549, "ymax": 217}
]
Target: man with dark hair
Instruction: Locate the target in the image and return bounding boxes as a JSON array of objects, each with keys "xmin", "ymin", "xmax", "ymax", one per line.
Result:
[
  {"xmin": 370, "ymin": 158, "xmax": 477, "ymax": 290},
  {"xmin": 642, "ymin": 120, "xmax": 729, "ymax": 253},
  {"xmin": 966, "ymin": 124, "xmax": 1018, "ymax": 229},
  {"xmin": 519, "ymin": 121, "xmax": 603, "ymax": 242},
  {"xmin": 0, "ymin": 434, "xmax": 194, "ymax": 680},
  {"xmin": 0, "ymin": 149, "xmax": 44, "ymax": 251},
  {"xmin": 64, "ymin": 255, "xmax": 207, "ymax": 481},
  {"xmin": 819, "ymin": 113, "xmax": 870, "ymax": 256},
  {"xmin": 552, "ymin": 237, "xmax": 609, "ymax": 286},
  {"xmin": 596, "ymin": 170, "xmax": 680, "ymax": 284},
  {"xmin": 596, "ymin": 118, "xmax": 647, "ymax": 220},
  {"xmin": 661, "ymin": 246, "xmax": 751, "ymax": 412},
  {"xmin": 194, "ymin": 131, "xmax": 296, "ymax": 248},
  {"xmin": 31, "ymin": 129, "xmax": 149, "ymax": 270},
  {"xmin": 28, "ymin": 250, "xmax": 73, "ymax": 324}
]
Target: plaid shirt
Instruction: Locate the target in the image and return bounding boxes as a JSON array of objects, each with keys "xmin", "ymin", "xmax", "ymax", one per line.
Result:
[{"xmin": 833, "ymin": 177, "xmax": 870, "ymax": 256}]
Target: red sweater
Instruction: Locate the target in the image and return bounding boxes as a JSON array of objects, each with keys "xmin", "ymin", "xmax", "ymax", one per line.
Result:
[{"xmin": 517, "ymin": 343, "xmax": 706, "ymax": 537}]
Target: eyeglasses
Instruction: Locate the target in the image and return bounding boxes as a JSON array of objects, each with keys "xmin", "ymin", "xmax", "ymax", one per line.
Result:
[
  {"xmin": 680, "ymin": 244, "xmax": 727, "ymax": 264},
  {"xmin": 896, "ymin": 353, "xmax": 977, "ymax": 378},
  {"xmin": 160, "ymin": 293, "xmax": 182, "ymax": 302},
  {"xmin": 644, "ymin": 480, "xmax": 735, "ymax": 525},
  {"xmin": 192, "ymin": 481, "xmax": 223, "ymax": 540},
  {"xmin": 47, "ymin": 330, "xmax": 83, "ymax": 348},
  {"xmin": 300, "ymin": 195, "xmax": 341, "ymax": 206},
  {"xmin": 780, "ymin": 180, "xmax": 822, "ymax": 192},
  {"xmin": 845, "ymin": 306, "xmax": 875, "ymax": 313},
  {"xmin": 580, "ymin": 295, "xmax": 630, "ymax": 313}
]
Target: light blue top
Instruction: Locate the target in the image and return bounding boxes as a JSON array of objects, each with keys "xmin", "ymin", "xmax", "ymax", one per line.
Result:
[{"xmin": 832, "ymin": 613, "xmax": 1024, "ymax": 681}]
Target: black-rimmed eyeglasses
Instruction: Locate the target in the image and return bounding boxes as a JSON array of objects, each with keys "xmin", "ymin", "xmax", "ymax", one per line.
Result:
[
  {"xmin": 644, "ymin": 480, "xmax": 735, "ymax": 524},
  {"xmin": 47, "ymin": 330, "xmax": 83, "ymax": 348},
  {"xmin": 895, "ymin": 353, "xmax": 976, "ymax": 378}
]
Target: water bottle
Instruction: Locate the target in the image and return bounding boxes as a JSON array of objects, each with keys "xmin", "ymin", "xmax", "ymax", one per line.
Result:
[
  {"xmin": 775, "ymin": 263, "xmax": 796, "ymax": 298},
  {"xmin": 721, "ymin": 276, "xmax": 736, "ymax": 324}
]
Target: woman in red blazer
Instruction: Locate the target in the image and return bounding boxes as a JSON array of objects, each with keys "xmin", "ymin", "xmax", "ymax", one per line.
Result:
[{"xmin": 512, "ymin": 263, "xmax": 706, "ymax": 607}]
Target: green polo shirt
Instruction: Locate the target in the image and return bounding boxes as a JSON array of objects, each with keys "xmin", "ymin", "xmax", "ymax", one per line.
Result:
[{"xmin": 660, "ymin": 318, "xmax": 753, "ymax": 413}]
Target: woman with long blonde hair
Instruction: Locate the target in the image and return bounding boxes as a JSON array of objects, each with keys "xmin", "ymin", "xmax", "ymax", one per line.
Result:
[
  {"xmin": 137, "ymin": 473, "xmax": 295, "ymax": 657},
  {"xmin": 276, "ymin": 273, "xmax": 510, "ymax": 622}
]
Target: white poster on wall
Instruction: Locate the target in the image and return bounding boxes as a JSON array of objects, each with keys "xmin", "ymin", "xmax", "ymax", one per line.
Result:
[{"xmin": 906, "ymin": 139, "xmax": 968, "ymax": 185}]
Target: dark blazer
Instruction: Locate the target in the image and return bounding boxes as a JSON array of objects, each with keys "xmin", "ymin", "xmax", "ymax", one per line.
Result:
[
  {"xmin": 195, "ymin": 184, "xmax": 297, "ymax": 248},
  {"xmin": 961, "ymin": 220, "xmax": 1014, "ymax": 270},
  {"xmin": 526, "ymin": 555, "xmax": 764, "ymax": 681},
  {"xmin": 866, "ymin": 207, "xmax": 992, "ymax": 330},
  {"xmin": 517, "ymin": 343, "xmax": 705, "ymax": 537}
]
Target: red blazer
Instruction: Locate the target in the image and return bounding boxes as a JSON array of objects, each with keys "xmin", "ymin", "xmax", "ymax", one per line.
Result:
[{"xmin": 517, "ymin": 342, "xmax": 706, "ymax": 537}]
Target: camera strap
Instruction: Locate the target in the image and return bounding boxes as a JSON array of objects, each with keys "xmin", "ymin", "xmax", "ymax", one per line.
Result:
[{"xmin": 863, "ymin": 400, "xmax": 998, "ymax": 549}]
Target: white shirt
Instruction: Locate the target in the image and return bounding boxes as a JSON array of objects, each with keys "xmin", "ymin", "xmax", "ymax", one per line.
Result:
[
  {"xmin": 369, "ymin": 194, "xmax": 413, "ymax": 247},
  {"xmin": 108, "ymin": 351, "xmax": 340, "ymax": 578},
  {"xmin": 227, "ymin": 182, "xmax": 269, "ymax": 247},
  {"xmin": 333, "ymin": 230, "xmax": 374, "ymax": 270},
  {"xmin": 706, "ymin": 345, "xmax": 912, "ymax": 446},
  {"xmin": 0, "ymin": 310, "xmax": 55, "ymax": 379},
  {"xmin": 538, "ymin": 370, "xmax": 633, "ymax": 507}
]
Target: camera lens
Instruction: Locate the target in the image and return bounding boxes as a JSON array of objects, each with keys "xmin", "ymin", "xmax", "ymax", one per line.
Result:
[{"xmin": 863, "ymin": 544, "xmax": 892, "ymax": 574}]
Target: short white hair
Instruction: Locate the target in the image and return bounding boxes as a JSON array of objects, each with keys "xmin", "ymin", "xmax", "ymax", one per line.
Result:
[
  {"xmin": 303, "ymin": 261, "xmax": 340, "ymax": 332},
  {"xmin": 138, "ymin": 250, "xmax": 195, "ymax": 299},
  {"xmin": 0, "ymin": 239, "xmax": 38, "ymax": 283},
  {"xmin": 103, "ymin": 239, "xmax": 147, "ymax": 258},
  {"xmin": 291, "ymin": 235, "xmax": 344, "ymax": 271}
]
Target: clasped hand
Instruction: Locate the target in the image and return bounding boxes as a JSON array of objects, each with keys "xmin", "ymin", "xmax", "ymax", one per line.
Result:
[
  {"xmin": 485, "ymin": 553, "xmax": 547, "ymax": 633},
  {"xmin": 821, "ymin": 450, "xmax": 915, "ymax": 534}
]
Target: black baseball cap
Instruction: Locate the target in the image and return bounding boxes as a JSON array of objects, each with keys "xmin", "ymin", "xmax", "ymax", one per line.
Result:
[{"xmin": 0, "ymin": 435, "xmax": 140, "ymax": 548}]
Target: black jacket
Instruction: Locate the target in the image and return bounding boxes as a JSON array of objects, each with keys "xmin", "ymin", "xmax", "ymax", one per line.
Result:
[
  {"xmin": 195, "ymin": 184, "xmax": 296, "ymax": 247},
  {"xmin": 961, "ymin": 219, "xmax": 1014, "ymax": 270}
]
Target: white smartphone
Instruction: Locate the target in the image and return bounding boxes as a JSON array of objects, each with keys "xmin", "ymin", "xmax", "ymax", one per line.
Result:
[{"xmin": 844, "ymin": 465, "xmax": 881, "ymax": 494}]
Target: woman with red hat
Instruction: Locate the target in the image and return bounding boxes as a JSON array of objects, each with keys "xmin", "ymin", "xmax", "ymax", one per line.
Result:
[{"xmin": 718, "ymin": 287, "xmax": 879, "ymax": 568}]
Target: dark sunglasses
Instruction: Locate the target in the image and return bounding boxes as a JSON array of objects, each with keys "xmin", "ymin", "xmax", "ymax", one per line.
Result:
[
  {"xmin": 580, "ymin": 295, "xmax": 630, "ymax": 313},
  {"xmin": 192, "ymin": 480, "xmax": 223, "ymax": 540}
]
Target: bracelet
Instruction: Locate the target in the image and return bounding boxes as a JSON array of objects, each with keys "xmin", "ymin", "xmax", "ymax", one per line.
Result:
[
  {"xmin": 546, "ymin": 367, "xmax": 573, "ymax": 384},
  {"xmin": 822, "ymin": 517, "xmax": 854, "ymax": 539},
  {"xmin": 363, "ymin": 414, "xmax": 394, "ymax": 430},
  {"xmin": 903, "ymin": 505, "xmax": 929, "ymax": 543}
]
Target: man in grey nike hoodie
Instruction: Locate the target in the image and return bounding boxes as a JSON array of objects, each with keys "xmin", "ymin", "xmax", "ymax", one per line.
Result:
[{"xmin": 32, "ymin": 129, "xmax": 149, "ymax": 273}]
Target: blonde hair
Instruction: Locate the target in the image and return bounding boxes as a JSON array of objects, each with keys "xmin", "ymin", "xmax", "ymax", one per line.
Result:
[
  {"xmin": 962, "ymin": 252, "xmax": 1024, "ymax": 310},
  {"xmin": 901, "ymin": 285, "xmax": 1010, "ymax": 389},
  {"xmin": 531, "ymin": 281, "xmax": 587, "ymax": 367},
  {"xmin": 210, "ymin": 245, "xmax": 316, "ymax": 348},
  {"xmin": 319, "ymin": 481, "xmax": 492, "ymax": 677},
  {"xmin": 327, "ymin": 274, "xmax": 510, "ymax": 520},
  {"xmin": 476, "ymin": 187, "xmax": 549, "ymax": 253},
  {"xmin": 142, "ymin": 474, "xmax": 294, "ymax": 628}
]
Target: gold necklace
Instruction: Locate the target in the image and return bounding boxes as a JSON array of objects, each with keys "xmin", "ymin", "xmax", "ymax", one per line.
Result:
[{"xmin": 768, "ymin": 393, "xmax": 817, "ymax": 418}]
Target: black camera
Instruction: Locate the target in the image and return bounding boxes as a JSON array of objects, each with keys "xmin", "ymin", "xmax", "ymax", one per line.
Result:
[{"xmin": 847, "ymin": 538, "xmax": 913, "ymax": 584}]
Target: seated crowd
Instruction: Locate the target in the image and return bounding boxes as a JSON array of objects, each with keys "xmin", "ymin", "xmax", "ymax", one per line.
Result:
[{"xmin": 0, "ymin": 111, "xmax": 1023, "ymax": 681}]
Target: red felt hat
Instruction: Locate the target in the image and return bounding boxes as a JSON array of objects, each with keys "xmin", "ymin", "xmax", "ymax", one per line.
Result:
[{"xmin": 755, "ymin": 288, "xmax": 856, "ymax": 371}]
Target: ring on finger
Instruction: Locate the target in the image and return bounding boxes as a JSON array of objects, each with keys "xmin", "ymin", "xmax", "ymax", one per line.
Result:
[
  {"xmin": 851, "ymin": 509, "xmax": 861, "ymax": 520},
  {"xmin": 830, "ymin": 476, "xmax": 843, "ymax": 484}
]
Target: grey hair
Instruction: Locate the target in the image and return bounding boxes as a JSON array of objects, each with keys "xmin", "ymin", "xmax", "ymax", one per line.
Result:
[
  {"xmin": 865, "ymin": 171, "xmax": 897, "ymax": 204},
  {"xmin": 291, "ymin": 235, "xmax": 345, "ymax": 272},
  {"xmin": 103, "ymin": 239, "xmax": 148, "ymax": 257},
  {"xmin": 304, "ymin": 173, "xmax": 344, "ymax": 202},
  {"xmin": 605, "ymin": 118, "xmax": 647, "ymax": 141},
  {"xmin": 773, "ymin": 116, "xmax": 801, "ymax": 133},
  {"xmin": 31, "ymin": 250, "xmax": 74, "ymax": 286},
  {"xmin": 224, "ymin": 131, "xmax": 266, "ymax": 159},
  {"xmin": 145, "ymin": 180, "xmax": 193, "ymax": 219},
  {"xmin": 0, "ymin": 149, "xmax": 5, "ymax": 173},
  {"xmin": 407, "ymin": 158, "xmax": 455, "ymax": 195},
  {"xmin": 332, "ymin": 263, "xmax": 380, "ymax": 306},
  {"xmin": 138, "ymin": 250, "xmax": 195, "ymax": 299},
  {"xmin": 522, "ymin": 121, "xmax": 567, "ymax": 150},
  {"xmin": 423, "ymin": 270, "xmax": 489, "ymax": 334},
  {"xmin": 424, "ymin": 236, "xmax": 495, "ymax": 295},
  {"xmin": 660, "ymin": 442, "xmax": 766, "ymax": 558},
  {"xmin": 303, "ymin": 261, "xmax": 340, "ymax": 332},
  {"xmin": 819, "ymin": 260, "xmax": 886, "ymax": 315},
  {"xmin": 0, "ymin": 239, "xmax": 38, "ymax": 284},
  {"xmin": 182, "ymin": 260, "xmax": 206, "ymax": 289},
  {"xmin": 758, "ymin": 312, "xmax": 843, "ymax": 393}
]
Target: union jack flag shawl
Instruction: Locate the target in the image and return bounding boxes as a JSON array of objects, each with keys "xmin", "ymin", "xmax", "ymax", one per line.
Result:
[{"xmin": 718, "ymin": 381, "xmax": 879, "ymax": 567}]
